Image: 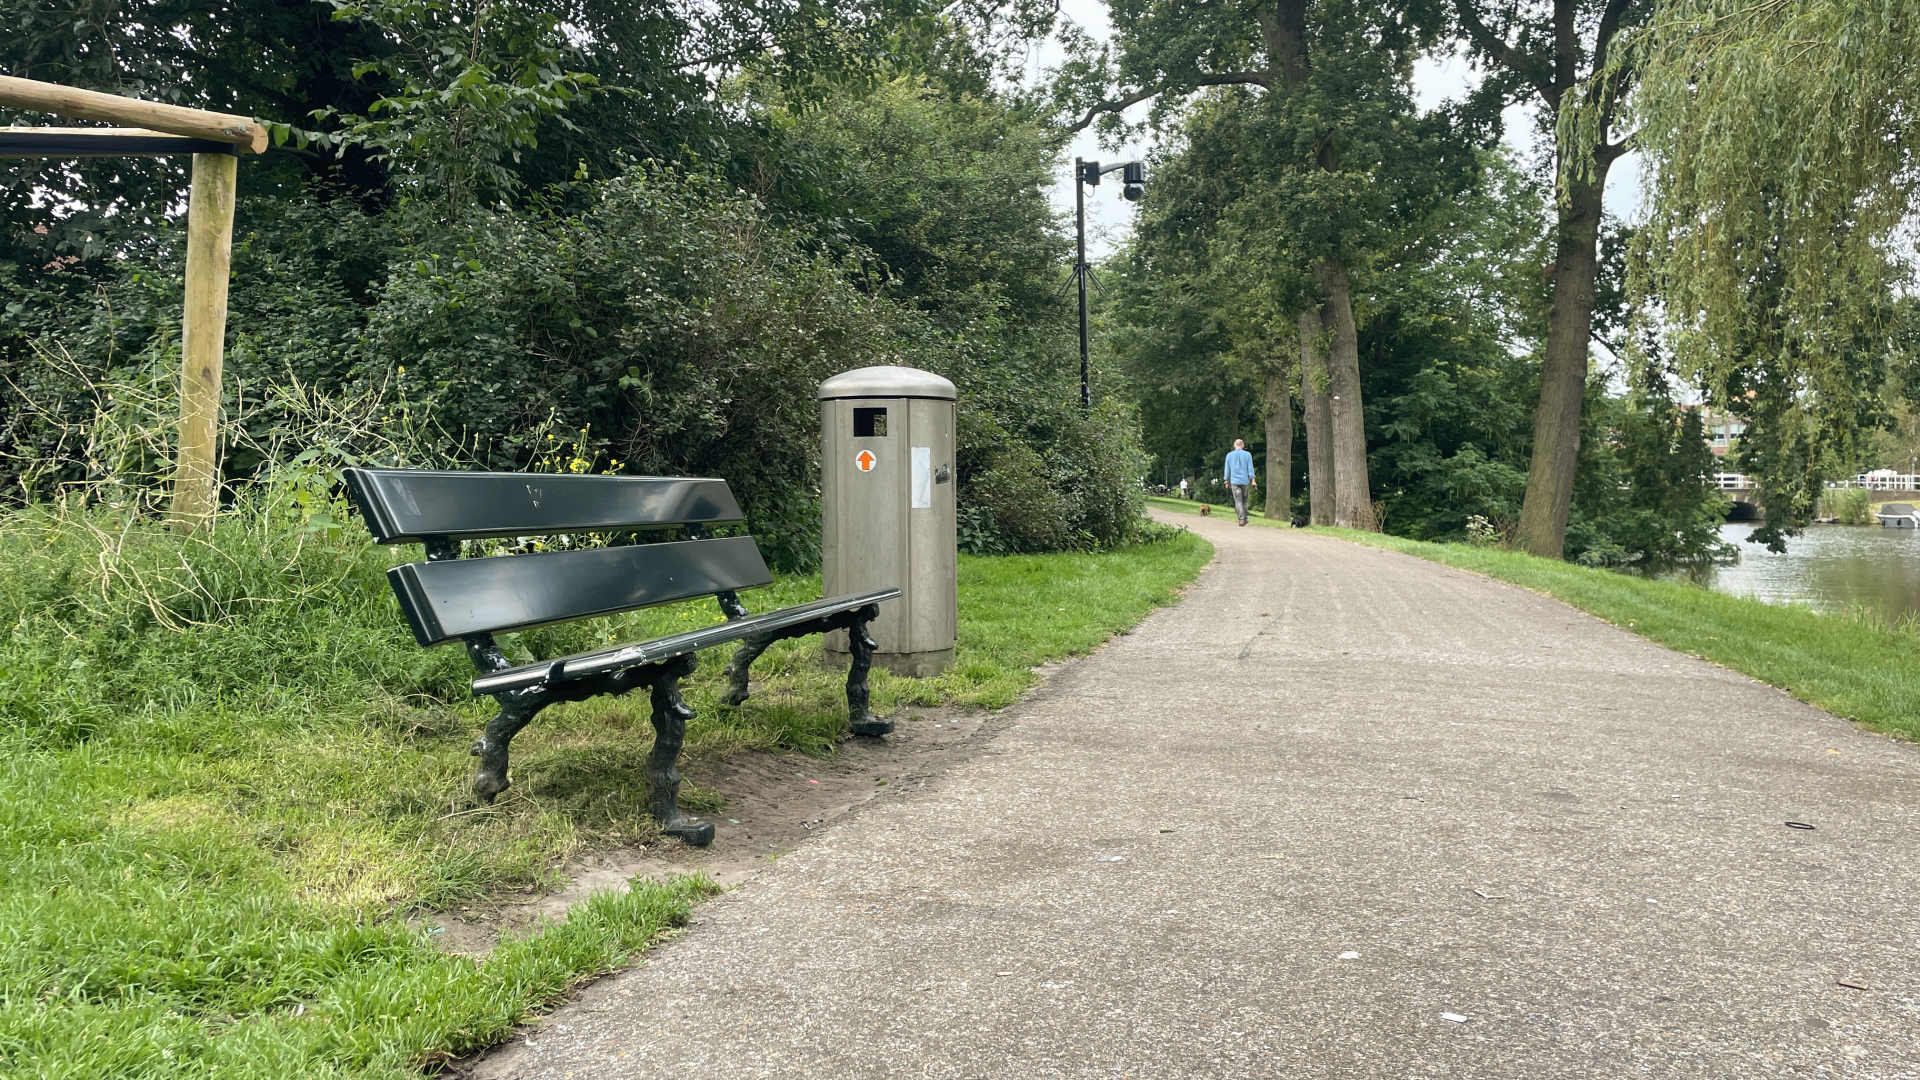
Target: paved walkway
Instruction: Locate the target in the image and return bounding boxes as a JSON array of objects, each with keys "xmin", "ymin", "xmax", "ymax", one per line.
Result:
[{"xmin": 478, "ymin": 512, "xmax": 1920, "ymax": 1079}]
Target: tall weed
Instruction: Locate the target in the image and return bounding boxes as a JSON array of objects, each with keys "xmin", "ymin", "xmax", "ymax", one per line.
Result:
[{"xmin": 1818, "ymin": 487, "xmax": 1875, "ymax": 524}]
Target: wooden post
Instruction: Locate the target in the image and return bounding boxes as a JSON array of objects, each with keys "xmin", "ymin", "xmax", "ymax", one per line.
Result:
[
  {"xmin": 0, "ymin": 76, "xmax": 264, "ymax": 522},
  {"xmin": 172, "ymin": 151, "xmax": 237, "ymax": 530}
]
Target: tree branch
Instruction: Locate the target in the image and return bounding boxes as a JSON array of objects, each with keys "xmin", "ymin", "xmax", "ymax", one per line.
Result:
[
  {"xmin": 1554, "ymin": 0, "xmax": 1577, "ymax": 98},
  {"xmin": 1452, "ymin": 0, "xmax": 1556, "ymax": 107},
  {"xmin": 1256, "ymin": 0, "xmax": 1309, "ymax": 90},
  {"xmin": 1067, "ymin": 72, "xmax": 1271, "ymax": 133},
  {"xmin": 1590, "ymin": 0, "xmax": 1642, "ymax": 134},
  {"xmin": 1590, "ymin": 0, "xmax": 1636, "ymax": 76}
]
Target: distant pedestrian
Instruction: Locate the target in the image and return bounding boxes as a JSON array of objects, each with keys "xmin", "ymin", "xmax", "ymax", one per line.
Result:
[
  {"xmin": 1178, "ymin": 477, "xmax": 1189, "ymax": 500},
  {"xmin": 1224, "ymin": 439, "xmax": 1256, "ymax": 526}
]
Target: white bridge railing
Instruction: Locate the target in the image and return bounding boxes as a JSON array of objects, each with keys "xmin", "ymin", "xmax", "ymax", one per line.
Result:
[
  {"xmin": 1715, "ymin": 472, "xmax": 1920, "ymax": 491},
  {"xmin": 1829, "ymin": 473, "xmax": 1920, "ymax": 491}
]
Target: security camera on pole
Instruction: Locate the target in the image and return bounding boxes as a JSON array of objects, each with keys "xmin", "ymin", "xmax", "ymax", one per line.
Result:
[{"xmin": 1072, "ymin": 158, "xmax": 1145, "ymax": 409}]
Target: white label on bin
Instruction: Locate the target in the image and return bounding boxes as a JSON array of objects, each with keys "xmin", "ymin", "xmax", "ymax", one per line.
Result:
[
  {"xmin": 912, "ymin": 446, "xmax": 932, "ymax": 508},
  {"xmin": 855, "ymin": 449, "xmax": 876, "ymax": 473}
]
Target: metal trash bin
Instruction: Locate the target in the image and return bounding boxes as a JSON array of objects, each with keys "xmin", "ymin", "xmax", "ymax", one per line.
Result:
[{"xmin": 819, "ymin": 365, "xmax": 957, "ymax": 677}]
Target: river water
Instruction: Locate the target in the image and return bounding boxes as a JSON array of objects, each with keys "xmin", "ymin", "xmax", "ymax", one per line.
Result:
[{"xmin": 1683, "ymin": 522, "xmax": 1920, "ymax": 621}]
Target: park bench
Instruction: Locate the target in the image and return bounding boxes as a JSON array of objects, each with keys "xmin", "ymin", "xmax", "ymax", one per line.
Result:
[{"xmin": 343, "ymin": 468, "xmax": 899, "ymax": 846}]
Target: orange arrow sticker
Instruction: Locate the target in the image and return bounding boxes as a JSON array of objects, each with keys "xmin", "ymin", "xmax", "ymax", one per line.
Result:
[{"xmin": 856, "ymin": 449, "xmax": 876, "ymax": 472}]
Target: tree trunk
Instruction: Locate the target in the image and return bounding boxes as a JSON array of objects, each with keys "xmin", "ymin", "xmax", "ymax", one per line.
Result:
[
  {"xmin": 1263, "ymin": 361, "xmax": 1293, "ymax": 520},
  {"xmin": 1299, "ymin": 309, "xmax": 1335, "ymax": 525},
  {"xmin": 1516, "ymin": 163, "xmax": 1609, "ymax": 558},
  {"xmin": 1317, "ymin": 260, "xmax": 1374, "ymax": 530}
]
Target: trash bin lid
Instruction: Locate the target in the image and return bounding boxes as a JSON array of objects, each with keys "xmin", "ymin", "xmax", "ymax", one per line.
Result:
[{"xmin": 818, "ymin": 365, "xmax": 957, "ymax": 402}]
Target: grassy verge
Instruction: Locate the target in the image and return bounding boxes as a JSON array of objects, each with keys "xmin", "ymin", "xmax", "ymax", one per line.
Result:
[
  {"xmin": 1317, "ymin": 527, "xmax": 1918, "ymax": 741},
  {"xmin": 1146, "ymin": 493, "xmax": 1920, "ymax": 740},
  {"xmin": 0, "ymin": 507, "xmax": 1209, "ymax": 1079},
  {"xmin": 1146, "ymin": 494, "xmax": 1290, "ymax": 524}
]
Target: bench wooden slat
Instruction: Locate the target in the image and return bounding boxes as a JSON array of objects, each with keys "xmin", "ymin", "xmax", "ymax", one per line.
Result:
[
  {"xmin": 345, "ymin": 468, "xmax": 745, "ymax": 544},
  {"xmin": 469, "ymin": 588, "xmax": 902, "ymax": 695},
  {"xmin": 388, "ymin": 536, "xmax": 773, "ymax": 646}
]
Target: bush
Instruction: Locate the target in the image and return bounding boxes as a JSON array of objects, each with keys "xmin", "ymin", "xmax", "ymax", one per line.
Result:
[
  {"xmin": 955, "ymin": 399, "xmax": 1149, "ymax": 555},
  {"xmin": 1567, "ymin": 381, "xmax": 1734, "ymax": 566},
  {"xmin": 1818, "ymin": 487, "xmax": 1874, "ymax": 524},
  {"xmin": 356, "ymin": 166, "xmax": 919, "ymax": 570}
]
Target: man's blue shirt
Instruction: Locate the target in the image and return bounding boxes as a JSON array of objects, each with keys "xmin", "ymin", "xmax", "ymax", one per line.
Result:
[{"xmin": 1224, "ymin": 448, "xmax": 1256, "ymax": 485}]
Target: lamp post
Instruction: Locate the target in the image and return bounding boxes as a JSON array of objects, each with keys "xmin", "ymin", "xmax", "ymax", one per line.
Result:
[{"xmin": 1073, "ymin": 158, "xmax": 1145, "ymax": 409}]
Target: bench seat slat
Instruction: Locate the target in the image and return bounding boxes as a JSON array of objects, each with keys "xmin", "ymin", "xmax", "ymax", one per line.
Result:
[
  {"xmin": 345, "ymin": 468, "xmax": 745, "ymax": 544},
  {"xmin": 389, "ymin": 536, "xmax": 773, "ymax": 646},
  {"xmin": 469, "ymin": 588, "xmax": 902, "ymax": 696}
]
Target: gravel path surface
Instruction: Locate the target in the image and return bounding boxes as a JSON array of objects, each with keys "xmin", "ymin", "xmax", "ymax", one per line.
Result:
[{"xmin": 474, "ymin": 511, "xmax": 1920, "ymax": 1079}]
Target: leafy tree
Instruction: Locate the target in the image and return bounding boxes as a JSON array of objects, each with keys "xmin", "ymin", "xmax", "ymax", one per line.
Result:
[
  {"xmin": 302, "ymin": 0, "xmax": 599, "ymax": 214},
  {"xmin": 1059, "ymin": 0, "xmax": 1471, "ymax": 529},
  {"xmin": 1100, "ymin": 92, "xmax": 1281, "ymax": 513},
  {"xmin": 767, "ymin": 76, "xmax": 1147, "ymax": 554},
  {"xmin": 1566, "ymin": 375, "xmax": 1732, "ymax": 567},
  {"xmin": 767, "ymin": 77, "xmax": 1066, "ymax": 321},
  {"xmin": 1359, "ymin": 155, "xmax": 1549, "ymax": 539},
  {"xmin": 1449, "ymin": 0, "xmax": 1653, "ymax": 559},
  {"xmin": 0, "ymin": 0, "xmax": 950, "ymax": 255}
]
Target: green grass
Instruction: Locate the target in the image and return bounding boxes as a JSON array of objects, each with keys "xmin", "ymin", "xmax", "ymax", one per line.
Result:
[
  {"xmin": 1147, "ymin": 493, "xmax": 1920, "ymax": 739},
  {"xmin": 0, "ymin": 504, "xmax": 1210, "ymax": 1079}
]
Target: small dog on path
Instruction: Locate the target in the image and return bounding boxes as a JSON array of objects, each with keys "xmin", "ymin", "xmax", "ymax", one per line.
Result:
[{"xmin": 1198, "ymin": 504, "xmax": 1212, "ymax": 517}]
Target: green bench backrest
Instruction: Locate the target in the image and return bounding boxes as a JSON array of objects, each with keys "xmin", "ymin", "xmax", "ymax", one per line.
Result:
[
  {"xmin": 387, "ymin": 538, "xmax": 773, "ymax": 646},
  {"xmin": 344, "ymin": 468, "xmax": 772, "ymax": 647},
  {"xmin": 343, "ymin": 469, "xmax": 744, "ymax": 543}
]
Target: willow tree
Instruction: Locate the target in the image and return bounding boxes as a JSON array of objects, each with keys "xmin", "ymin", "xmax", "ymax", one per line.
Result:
[
  {"xmin": 1063, "ymin": 0, "xmax": 1453, "ymax": 529},
  {"xmin": 1451, "ymin": 0, "xmax": 1652, "ymax": 559},
  {"xmin": 1597, "ymin": 0, "xmax": 1920, "ymax": 544}
]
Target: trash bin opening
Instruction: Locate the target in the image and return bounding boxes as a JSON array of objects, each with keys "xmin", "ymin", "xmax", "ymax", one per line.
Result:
[{"xmin": 854, "ymin": 407, "xmax": 888, "ymax": 438}]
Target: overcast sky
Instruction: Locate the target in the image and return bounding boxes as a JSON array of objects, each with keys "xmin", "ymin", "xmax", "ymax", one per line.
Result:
[{"xmin": 1031, "ymin": 3, "xmax": 1644, "ymax": 260}]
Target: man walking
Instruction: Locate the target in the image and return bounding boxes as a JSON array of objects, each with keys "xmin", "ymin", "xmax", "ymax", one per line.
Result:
[{"xmin": 1224, "ymin": 439, "xmax": 1257, "ymax": 526}]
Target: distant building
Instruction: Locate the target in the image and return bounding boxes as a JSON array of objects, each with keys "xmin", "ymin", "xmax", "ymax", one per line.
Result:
[{"xmin": 1699, "ymin": 409, "xmax": 1746, "ymax": 458}]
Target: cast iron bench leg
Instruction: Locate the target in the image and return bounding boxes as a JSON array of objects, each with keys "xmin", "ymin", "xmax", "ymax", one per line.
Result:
[
  {"xmin": 722, "ymin": 631, "xmax": 776, "ymax": 707},
  {"xmin": 847, "ymin": 604, "xmax": 893, "ymax": 737},
  {"xmin": 647, "ymin": 653, "xmax": 714, "ymax": 846},
  {"xmin": 472, "ymin": 688, "xmax": 549, "ymax": 803}
]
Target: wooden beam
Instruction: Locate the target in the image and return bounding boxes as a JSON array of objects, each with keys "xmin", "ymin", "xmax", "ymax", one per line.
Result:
[
  {"xmin": 0, "ymin": 126, "xmax": 235, "ymax": 157},
  {"xmin": 0, "ymin": 74, "xmax": 267, "ymax": 154},
  {"xmin": 171, "ymin": 152, "xmax": 238, "ymax": 531}
]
